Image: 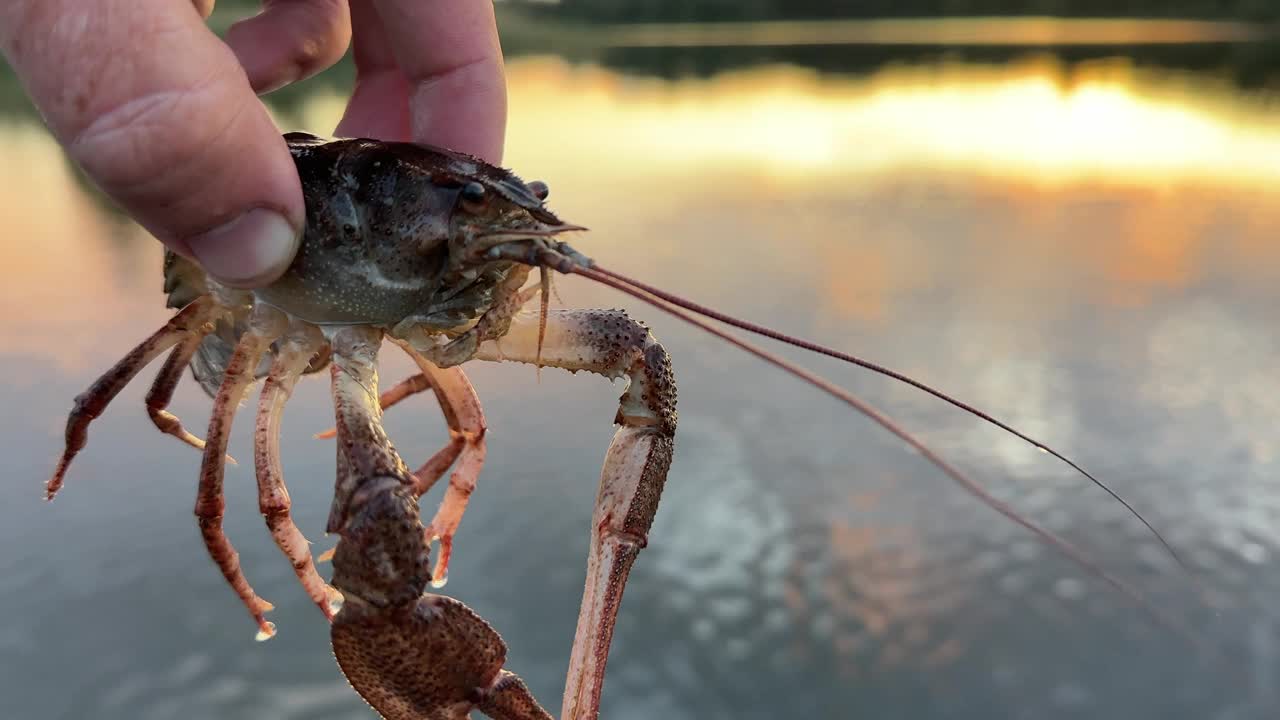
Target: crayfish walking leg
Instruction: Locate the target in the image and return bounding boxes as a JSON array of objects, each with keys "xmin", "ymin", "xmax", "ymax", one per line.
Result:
[
  {"xmin": 195, "ymin": 303, "xmax": 288, "ymax": 640},
  {"xmin": 393, "ymin": 343, "xmax": 489, "ymax": 587},
  {"xmin": 145, "ymin": 328, "xmax": 214, "ymax": 452},
  {"xmin": 253, "ymin": 322, "xmax": 343, "ymax": 621},
  {"xmin": 45, "ymin": 296, "xmax": 219, "ymax": 499}
]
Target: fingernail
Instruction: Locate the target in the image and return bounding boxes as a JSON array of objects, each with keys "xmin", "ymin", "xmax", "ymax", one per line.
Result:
[{"xmin": 185, "ymin": 208, "xmax": 300, "ymax": 288}]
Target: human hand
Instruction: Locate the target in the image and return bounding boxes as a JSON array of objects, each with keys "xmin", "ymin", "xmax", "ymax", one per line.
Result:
[{"xmin": 0, "ymin": 0, "xmax": 506, "ymax": 288}]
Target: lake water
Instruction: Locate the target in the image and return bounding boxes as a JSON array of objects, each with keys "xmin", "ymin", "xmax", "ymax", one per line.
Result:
[{"xmin": 2, "ymin": 45, "xmax": 1280, "ymax": 720}]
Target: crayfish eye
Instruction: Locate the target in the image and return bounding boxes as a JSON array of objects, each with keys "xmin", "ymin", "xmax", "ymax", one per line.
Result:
[
  {"xmin": 528, "ymin": 180, "xmax": 549, "ymax": 201},
  {"xmin": 461, "ymin": 181, "xmax": 486, "ymax": 204}
]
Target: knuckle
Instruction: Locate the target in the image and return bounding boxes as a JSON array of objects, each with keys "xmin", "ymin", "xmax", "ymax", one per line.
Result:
[{"xmin": 242, "ymin": 0, "xmax": 352, "ymax": 82}]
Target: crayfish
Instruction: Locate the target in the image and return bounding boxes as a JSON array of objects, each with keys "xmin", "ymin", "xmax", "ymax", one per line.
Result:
[{"xmin": 45, "ymin": 132, "xmax": 1196, "ymax": 719}]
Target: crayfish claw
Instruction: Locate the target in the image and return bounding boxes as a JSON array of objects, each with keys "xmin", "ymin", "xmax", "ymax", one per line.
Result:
[
  {"xmin": 332, "ymin": 594, "xmax": 551, "ymax": 720},
  {"xmin": 476, "ymin": 671, "xmax": 554, "ymax": 720}
]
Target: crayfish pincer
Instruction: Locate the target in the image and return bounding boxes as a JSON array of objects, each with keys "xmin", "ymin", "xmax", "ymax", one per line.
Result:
[{"xmin": 46, "ymin": 132, "xmax": 1201, "ymax": 718}]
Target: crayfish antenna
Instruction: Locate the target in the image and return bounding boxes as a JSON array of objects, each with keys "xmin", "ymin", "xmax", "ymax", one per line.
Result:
[
  {"xmin": 585, "ymin": 263, "xmax": 1189, "ymax": 575},
  {"xmin": 568, "ymin": 265, "xmax": 1225, "ymax": 666}
]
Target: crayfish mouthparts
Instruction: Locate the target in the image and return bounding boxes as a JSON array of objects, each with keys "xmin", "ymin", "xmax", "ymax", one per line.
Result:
[{"xmin": 484, "ymin": 237, "xmax": 596, "ymax": 275}]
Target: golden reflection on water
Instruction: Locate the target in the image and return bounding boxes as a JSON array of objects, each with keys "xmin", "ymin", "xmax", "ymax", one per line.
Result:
[
  {"xmin": 282, "ymin": 56, "xmax": 1280, "ymax": 189},
  {"xmin": 491, "ymin": 57, "xmax": 1278, "ymax": 188},
  {"xmin": 4, "ymin": 57, "xmax": 1280, "ymax": 363}
]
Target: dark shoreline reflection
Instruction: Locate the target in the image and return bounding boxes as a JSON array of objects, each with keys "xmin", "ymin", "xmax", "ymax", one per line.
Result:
[{"xmin": 3, "ymin": 14, "xmax": 1278, "ymax": 125}]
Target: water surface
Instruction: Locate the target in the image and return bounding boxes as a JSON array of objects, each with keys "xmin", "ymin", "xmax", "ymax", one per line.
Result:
[{"xmin": 3, "ymin": 56, "xmax": 1280, "ymax": 719}]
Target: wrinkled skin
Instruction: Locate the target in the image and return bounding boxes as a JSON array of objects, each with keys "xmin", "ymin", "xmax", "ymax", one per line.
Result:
[{"xmin": 47, "ymin": 133, "xmax": 677, "ymax": 720}]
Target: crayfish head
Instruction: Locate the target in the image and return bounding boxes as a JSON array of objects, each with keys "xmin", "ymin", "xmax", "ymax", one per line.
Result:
[{"xmin": 448, "ymin": 173, "xmax": 586, "ymax": 267}]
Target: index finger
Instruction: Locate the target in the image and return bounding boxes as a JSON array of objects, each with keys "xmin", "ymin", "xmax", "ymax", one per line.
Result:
[{"xmin": 371, "ymin": 0, "xmax": 506, "ymax": 162}]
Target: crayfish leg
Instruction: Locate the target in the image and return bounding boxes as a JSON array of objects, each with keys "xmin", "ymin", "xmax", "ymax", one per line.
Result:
[
  {"xmin": 326, "ymin": 327, "xmax": 551, "ymax": 720},
  {"xmin": 472, "ymin": 308, "xmax": 677, "ymax": 720},
  {"xmin": 313, "ymin": 358, "xmax": 482, "ymax": 587},
  {"xmin": 313, "ymin": 372, "xmax": 434, "ymax": 440},
  {"xmin": 145, "ymin": 323, "xmax": 225, "ymax": 457},
  {"xmin": 46, "ymin": 295, "xmax": 219, "ymax": 500},
  {"xmin": 393, "ymin": 341, "xmax": 488, "ymax": 588},
  {"xmin": 325, "ymin": 326, "xmax": 416, "ymax": 534},
  {"xmin": 253, "ymin": 323, "xmax": 342, "ymax": 620},
  {"xmin": 194, "ymin": 303, "xmax": 287, "ymax": 641}
]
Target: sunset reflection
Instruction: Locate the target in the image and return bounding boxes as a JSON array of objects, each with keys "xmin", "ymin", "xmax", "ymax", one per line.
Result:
[
  {"xmin": 278, "ymin": 57, "xmax": 1280, "ymax": 190},
  {"xmin": 4, "ymin": 57, "xmax": 1280, "ymax": 367},
  {"xmin": 511, "ymin": 58, "xmax": 1280, "ymax": 189}
]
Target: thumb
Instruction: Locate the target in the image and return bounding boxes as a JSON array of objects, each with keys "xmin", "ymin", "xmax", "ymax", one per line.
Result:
[{"xmin": 0, "ymin": 1, "xmax": 304, "ymax": 288}]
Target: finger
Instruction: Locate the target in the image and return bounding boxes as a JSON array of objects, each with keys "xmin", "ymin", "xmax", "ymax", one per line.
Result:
[
  {"xmin": 226, "ymin": 0, "xmax": 352, "ymax": 94},
  {"xmin": 371, "ymin": 0, "xmax": 506, "ymax": 162},
  {"xmin": 0, "ymin": 0, "xmax": 303, "ymax": 288},
  {"xmin": 334, "ymin": 0, "xmax": 410, "ymax": 140}
]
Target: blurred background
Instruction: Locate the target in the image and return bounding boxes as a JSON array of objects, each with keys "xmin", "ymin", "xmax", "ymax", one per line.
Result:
[{"xmin": 4, "ymin": 2, "xmax": 1280, "ymax": 718}]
